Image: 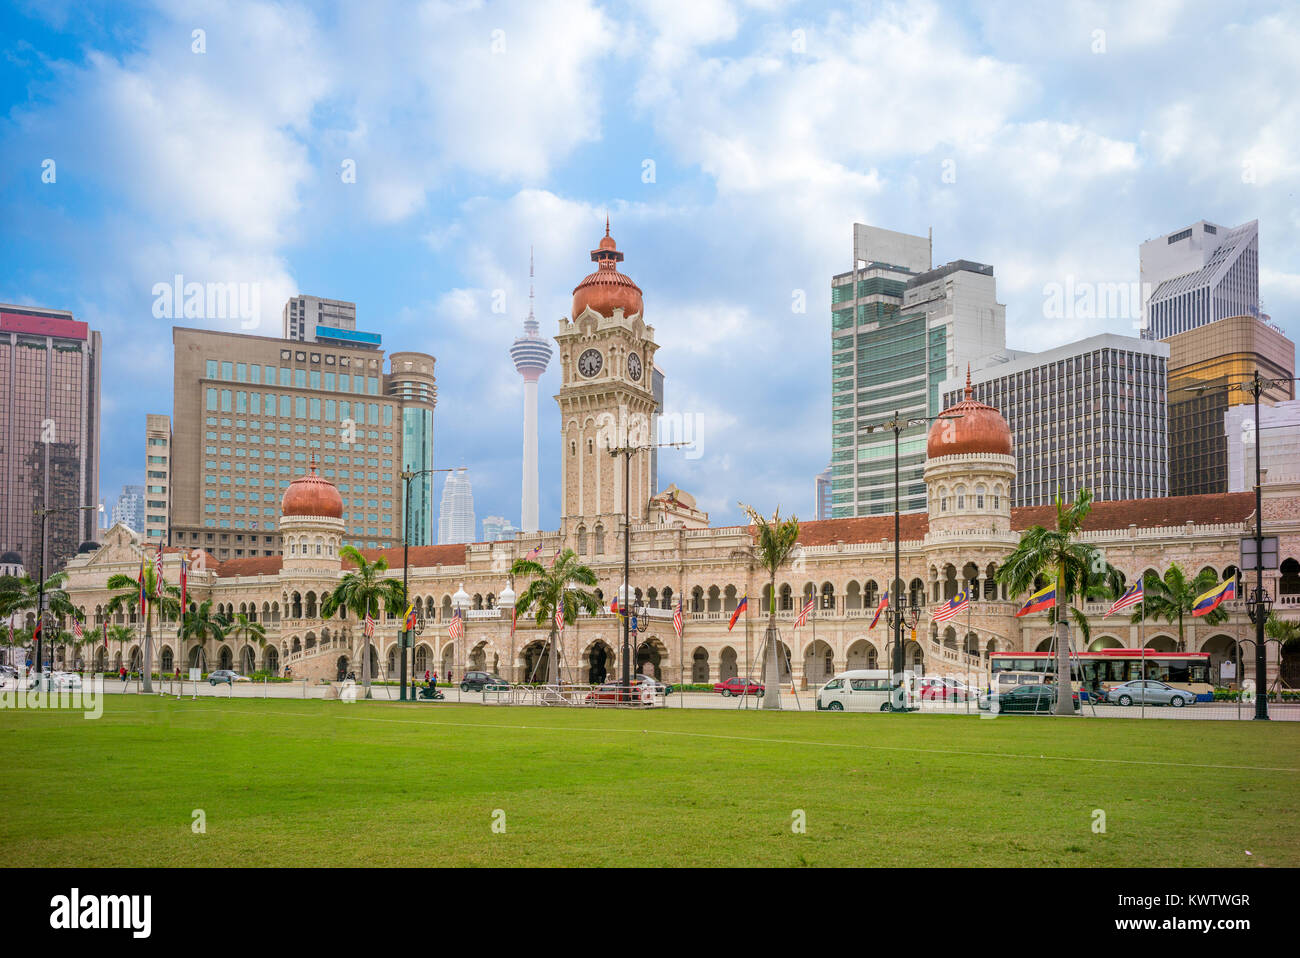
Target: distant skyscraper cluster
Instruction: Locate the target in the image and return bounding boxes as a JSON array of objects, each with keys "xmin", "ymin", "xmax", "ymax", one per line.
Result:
[
  {"xmin": 481, "ymin": 515, "xmax": 519, "ymax": 542},
  {"xmin": 437, "ymin": 469, "xmax": 475, "ymax": 544}
]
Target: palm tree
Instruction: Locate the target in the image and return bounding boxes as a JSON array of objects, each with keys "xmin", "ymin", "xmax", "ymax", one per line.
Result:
[
  {"xmin": 0, "ymin": 571, "xmax": 75, "ymax": 669},
  {"xmin": 179, "ymin": 599, "xmax": 228, "ymax": 673},
  {"xmin": 226, "ymin": 612, "xmax": 267, "ymax": 673},
  {"xmin": 509, "ymin": 549, "xmax": 600, "ymax": 688},
  {"xmin": 107, "ymin": 624, "xmax": 133, "ymax": 673},
  {"xmin": 737, "ymin": 503, "xmax": 801, "ymax": 710},
  {"xmin": 1265, "ymin": 613, "xmax": 1300, "ymax": 648},
  {"xmin": 321, "ymin": 545, "xmax": 406, "ymax": 698},
  {"xmin": 104, "ymin": 564, "xmax": 180, "ymax": 693},
  {"xmin": 996, "ymin": 488, "xmax": 1113, "ymax": 715},
  {"xmin": 1136, "ymin": 564, "xmax": 1228, "ymax": 651}
]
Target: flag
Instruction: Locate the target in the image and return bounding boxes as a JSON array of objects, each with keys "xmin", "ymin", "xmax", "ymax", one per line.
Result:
[
  {"xmin": 554, "ymin": 607, "xmax": 565, "ymax": 632},
  {"xmin": 72, "ymin": 617, "xmax": 83, "ymax": 640},
  {"xmin": 154, "ymin": 543, "xmax": 165, "ymax": 595},
  {"xmin": 137, "ymin": 556, "xmax": 148, "ymax": 612},
  {"xmin": 179, "ymin": 554, "xmax": 189, "ymax": 612},
  {"xmin": 933, "ymin": 590, "xmax": 969, "ymax": 623},
  {"xmin": 525, "ymin": 545, "xmax": 541, "ymax": 561},
  {"xmin": 1192, "ymin": 578, "xmax": 1235, "ymax": 617},
  {"xmin": 1015, "ymin": 583, "xmax": 1056, "ymax": 617},
  {"xmin": 1105, "ymin": 581, "xmax": 1144, "ymax": 618},
  {"xmin": 550, "ymin": 548, "xmax": 562, "ymax": 566},
  {"xmin": 448, "ymin": 609, "xmax": 463, "ymax": 640},
  {"xmin": 728, "ymin": 595, "xmax": 748, "ymax": 632},
  {"xmin": 868, "ymin": 591, "xmax": 888, "ymax": 630},
  {"xmin": 673, "ymin": 599, "xmax": 683, "ymax": 639},
  {"xmin": 363, "ymin": 613, "xmax": 376, "ymax": 638},
  {"xmin": 102, "ymin": 622, "xmax": 108, "ymax": 649},
  {"xmin": 402, "ymin": 603, "xmax": 418, "ymax": 632},
  {"xmin": 510, "ymin": 607, "xmax": 518, "ymax": 639},
  {"xmin": 794, "ymin": 597, "xmax": 814, "ymax": 629}
]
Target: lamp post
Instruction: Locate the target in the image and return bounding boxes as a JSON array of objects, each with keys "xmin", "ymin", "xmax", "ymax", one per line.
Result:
[
  {"xmin": 398, "ymin": 466, "xmax": 459, "ymax": 701},
  {"xmin": 451, "ymin": 583, "xmax": 470, "ymax": 701},
  {"xmin": 863, "ymin": 412, "xmax": 961, "ymax": 686},
  {"xmin": 1187, "ymin": 371, "xmax": 1300, "ymax": 721},
  {"xmin": 498, "ymin": 580, "xmax": 516, "ymax": 684},
  {"xmin": 32, "ymin": 503, "xmax": 97, "ymax": 683}
]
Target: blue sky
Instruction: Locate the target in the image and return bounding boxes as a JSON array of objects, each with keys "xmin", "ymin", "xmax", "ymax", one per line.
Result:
[{"xmin": 2, "ymin": 0, "xmax": 1298, "ymax": 534}]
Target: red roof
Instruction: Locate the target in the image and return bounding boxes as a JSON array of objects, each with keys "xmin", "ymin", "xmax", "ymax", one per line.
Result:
[
  {"xmin": 215, "ymin": 556, "xmax": 283, "ymax": 578},
  {"xmin": 796, "ymin": 514, "xmax": 931, "ymax": 546},
  {"xmin": 349, "ymin": 544, "xmax": 469, "ymax": 569},
  {"xmin": 1011, "ymin": 493, "xmax": 1254, "ymax": 532}
]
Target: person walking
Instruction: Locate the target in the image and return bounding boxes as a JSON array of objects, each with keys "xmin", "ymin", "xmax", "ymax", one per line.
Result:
[{"xmin": 119, "ymin": 664, "xmax": 128, "ymax": 689}]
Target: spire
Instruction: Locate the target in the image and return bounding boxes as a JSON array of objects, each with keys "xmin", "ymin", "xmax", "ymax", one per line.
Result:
[
  {"xmin": 965, "ymin": 363, "xmax": 973, "ymax": 399},
  {"xmin": 605, "ymin": 214, "xmax": 610, "ymax": 237},
  {"xmin": 527, "ymin": 245, "xmax": 535, "ymax": 326}
]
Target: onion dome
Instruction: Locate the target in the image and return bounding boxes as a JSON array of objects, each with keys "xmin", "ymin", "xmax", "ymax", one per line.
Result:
[
  {"xmin": 571, "ymin": 218, "xmax": 644, "ymax": 320},
  {"xmin": 927, "ymin": 366, "xmax": 1014, "ymax": 459},
  {"xmin": 1, "ymin": 550, "xmax": 23, "ymax": 565},
  {"xmin": 77, "ymin": 541, "xmax": 99, "ymax": 554},
  {"xmin": 281, "ymin": 458, "xmax": 344, "ymax": 519}
]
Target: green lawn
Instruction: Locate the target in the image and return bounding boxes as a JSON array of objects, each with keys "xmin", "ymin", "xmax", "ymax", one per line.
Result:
[{"xmin": 2, "ymin": 696, "xmax": 1297, "ymax": 867}]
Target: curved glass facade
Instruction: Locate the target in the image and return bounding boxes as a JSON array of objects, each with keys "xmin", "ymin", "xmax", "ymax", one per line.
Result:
[{"xmin": 401, "ymin": 405, "xmax": 434, "ymax": 545}]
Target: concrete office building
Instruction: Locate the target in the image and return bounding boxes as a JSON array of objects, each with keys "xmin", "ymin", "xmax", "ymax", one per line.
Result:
[
  {"xmin": 1140, "ymin": 220, "xmax": 1259, "ymax": 340},
  {"xmin": 168, "ymin": 326, "xmax": 436, "ymax": 560},
  {"xmin": 282, "ymin": 295, "xmax": 373, "ymax": 347},
  {"xmin": 144, "ymin": 414, "xmax": 172, "ymax": 543},
  {"xmin": 942, "ymin": 334, "xmax": 1169, "ymax": 508},
  {"xmin": 112, "ymin": 485, "xmax": 146, "ymax": 534},
  {"xmin": 0, "ymin": 305, "xmax": 102, "ymax": 571},
  {"xmin": 437, "ymin": 469, "xmax": 475, "ymax": 545},
  {"xmin": 482, "ymin": 515, "xmax": 519, "ymax": 543},
  {"xmin": 1226, "ymin": 399, "xmax": 1300, "ymax": 492},
  {"xmin": 831, "ymin": 224, "xmax": 1007, "ymax": 518},
  {"xmin": 1165, "ymin": 315, "xmax": 1294, "ymax": 496}
]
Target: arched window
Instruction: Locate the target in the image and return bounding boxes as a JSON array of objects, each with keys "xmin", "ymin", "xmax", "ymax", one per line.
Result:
[
  {"xmin": 593, "ymin": 524, "xmax": 604, "ymax": 554},
  {"xmin": 955, "ymin": 485, "xmax": 967, "ymax": 510},
  {"xmin": 576, "ymin": 525, "xmax": 587, "ymax": 555},
  {"xmin": 976, "ymin": 484, "xmax": 987, "ymax": 510}
]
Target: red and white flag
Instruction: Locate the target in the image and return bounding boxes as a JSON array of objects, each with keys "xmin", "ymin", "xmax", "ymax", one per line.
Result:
[
  {"xmin": 72, "ymin": 617, "xmax": 83, "ymax": 640},
  {"xmin": 554, "ymin": 607, "xmax": 565, "ymax": 632},
  {"xmin": 794, "ymin": 597, "xmax": 814, "ymax": 629},
  {"xmin": 153, "ymin": 544, "xmax": 165, "ymax": 595},
  {"xmin": 363, "ymin": 613, "xmax": 376, "ymax": 638},
  {"xmin": 448, "ymin": 609, "xmax": 463, "ymax": 640},
  {"xmin": 102, "ymin": 622, "xmax": 108, "ymax": 648},
  {"xmin": 672, "ymin": 599, "xmax": 683, "ymax": 639}
]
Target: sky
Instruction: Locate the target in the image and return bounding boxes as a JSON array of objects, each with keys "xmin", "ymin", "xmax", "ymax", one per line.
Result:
[{"xmin": 2, "ymin": 0, "xmax": 1298, "ymax": 535}]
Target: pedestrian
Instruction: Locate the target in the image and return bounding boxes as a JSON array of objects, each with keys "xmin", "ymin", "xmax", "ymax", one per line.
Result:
[
  {"xmin": 432, "ymin": 669, "xmax": 438, "ymax": 686},
  {"xmin": 424, "ymin": 669, "xmax": 431, "ymax": 684},
  {"xmin": 174, "ymin": 666, "xmax": 181, "ymax": 682},
  {"xmin": 119, "ymin": 664, "xmax": 128, "ymax": 689}
]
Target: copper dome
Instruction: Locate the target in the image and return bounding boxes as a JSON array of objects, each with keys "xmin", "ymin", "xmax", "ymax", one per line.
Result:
[
  {"xmin": 572, "ymin": 220, "xmax": 644, "ymax": 320},
  {"xmin": 281, "ymin": 460, "xmax": 344, "ymax": 519},
  {"xmin": 927, "ymin": 369, "xmax": 1014, "ymax": 459}
]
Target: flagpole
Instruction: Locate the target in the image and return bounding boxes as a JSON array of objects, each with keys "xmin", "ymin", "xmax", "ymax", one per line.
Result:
[{"xmin": 1139, "ymin": 588, "xmax": 1146, "ymax": 720}]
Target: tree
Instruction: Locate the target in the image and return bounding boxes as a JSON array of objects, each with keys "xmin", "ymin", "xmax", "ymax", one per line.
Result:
[
  {"xmin": 226, "ymin": 612, "xmax": 267, "ymax": 673},
  {"xmin": 509, "ymin": 549, "xmax": 600, "ymax": 688},
  {"xmin": 104, "ymin": 564, "xmax": 181, "ymax": 693},
  {"xmin": 1265, "ymin": 613, "xmax": 1300, "ymax": 649},
  {"xmin": 0, "ymin": 571, "xmax": 75, "ymax": 668},
  {"xmin": 1135, "ymin": 564, "xmax": 1227, "ymax": 651},
  {"xmin": 179, "ymin": 599, "xmax": 228, "ymax": 672},
  {"xmin": 996, "ymin": 488, "xmax": 1114, "ymax": 715},
  {"xmin": 107, "ymin": 624, "xmax": 133, "ymax": 672},
  {"xmin": 737, "ymin": 503, "xmax": 801, "ymax": 710},
  {"xmin": 321, "ymin": 546, "xmax": 406, "ymax": 698}
]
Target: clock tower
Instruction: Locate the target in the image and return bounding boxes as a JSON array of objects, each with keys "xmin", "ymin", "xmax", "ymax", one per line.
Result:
[{"xmin": 555, "ymin": 221, "xmax": 660, "ymax": 535}]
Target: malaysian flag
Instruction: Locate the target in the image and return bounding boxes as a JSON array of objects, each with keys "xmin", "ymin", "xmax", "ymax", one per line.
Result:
[
  {"xmin": 554, "ymin": 607, "xmax": 565, "ymax": 632},
  {"xmin": 794, "ymin": 597, "xmax": 814, "ymax": 629},
  {"xmin": 1105, "ymin": 581, "xmax": 1144, "ymax": 618},
  {"xmin": 933, "ymin": 589, "xmax": 969, "ymax": 624},
  {"xmin": 154, "ymin": 544, "xmax": 165, "ymax": 595},
  {"xmin": 549, "ymin": 548, "xmax": 562, "ymax": 566},
  {"xmin": 510, "ymin": 607, "xmax": 518, "ymax": 639},
  {"xmin": 72, "ymin": 617, "xmax": 83, "ymax": 640},
  {"xmin": 525, "ymin": 545, "xmax": 541, "ymax": 561},
  {"xmin": 448, "ymin": 609, "xmax": 463, "ymax": 640},
  {"xmin": 363, "ymin": 612, "xmax": 376, "ymax": 638},
  {"xmin": 672, "ymin": 599, "xmax": 683, "ymax": 639}
]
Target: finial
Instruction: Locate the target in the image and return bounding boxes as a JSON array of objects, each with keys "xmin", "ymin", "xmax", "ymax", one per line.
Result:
[
  {"xmin": 605, "ymin": 214, "xmax": 610, "ymax": 237},
  {"xmin": 309, "ymin": 454, "xmax": 319, "ymax": 474},
  {"xmin": 965, "ymin": 363, "xmax": 973, "ymax": 399},
  {"xmin": 528, "ymin": 245, "xmax": 535, "ymax": 323}
]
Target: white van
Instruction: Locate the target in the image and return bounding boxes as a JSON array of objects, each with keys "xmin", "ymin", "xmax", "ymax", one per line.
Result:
[{"xmin": 817, "ymin": 669, "xmax": 915, "ymax": 712}]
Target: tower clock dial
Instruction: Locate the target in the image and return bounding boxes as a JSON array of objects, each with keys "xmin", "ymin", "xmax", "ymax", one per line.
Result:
[
  {"xmin": 577, "ymin": 348, "xmax": 603, "ymax": 378},
  {"xmin": 627, "ymin": 352, "xmax": 642, "ymax": 381}
]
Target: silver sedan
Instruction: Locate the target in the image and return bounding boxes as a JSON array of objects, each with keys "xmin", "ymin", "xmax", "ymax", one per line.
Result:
[{"xmin": 1104, "ymin": 680, "xmax": 1196, "ymax": 708}]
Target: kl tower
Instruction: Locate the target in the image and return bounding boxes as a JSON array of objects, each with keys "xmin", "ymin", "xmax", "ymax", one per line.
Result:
[{"xmin": 509, "ymin": 248, "xmax": 552, "ymax": 532}]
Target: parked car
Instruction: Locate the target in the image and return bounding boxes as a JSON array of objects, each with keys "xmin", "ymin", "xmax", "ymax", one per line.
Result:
[
  {"xmin": 1104, "ymin": 680, "xmax": 1195, "ymax": 708},
  {"xmin": 980, "ymin": 684, "xmax": 1080, "ymax": 714},
  {"xmin": 713, "ymin": 676, "xmax": 764, "ymax": 697},
  {"xmin": 633, "ymin": 673, "xmax": 673, "ymax": 695},
  {"xmin": 50, "ymin": 671, "xmax": 83, "ymax": 689},
  {"xmin": 208, "ymin": 669, "xmax": 248, "ymax": 686},
  {"xmin": 461, "ymin": 671, "xmax": 509, "ymax": 691},
  {"xmin": 917, "ymin": 676, "xmax": 978, "ymax": 701},
  {"xmin": 585, "ymin": 681, "xmax": 659, "ymax": 707}
]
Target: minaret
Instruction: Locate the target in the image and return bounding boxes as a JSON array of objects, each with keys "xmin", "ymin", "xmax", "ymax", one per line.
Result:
[{"xmin": 509, "ymin": 248, "xmax": 552, "ymax": 532}]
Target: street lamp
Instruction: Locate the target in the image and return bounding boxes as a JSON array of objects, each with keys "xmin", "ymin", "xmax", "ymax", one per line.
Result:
[
  {"xmin": 498, "ymin": 579, "xmax": 516, "ymax": 683},
  {"xmin": 1187, "ymin": 371, "xmax": 1300, "ymax": 720},
  {"xmin": 452, "ymin": 582, "xmax": 470, "ymax": 701},
  {"xmin": 32, "ymin": 503, "xmax": 98, "ymax": 683},
  {"xmin": 862, "ymin": 412, "xmax": 961, "ymax": 685},
  {"xmin": 398, "ymin": 465, "xmax": 459, "ymax": 701}
]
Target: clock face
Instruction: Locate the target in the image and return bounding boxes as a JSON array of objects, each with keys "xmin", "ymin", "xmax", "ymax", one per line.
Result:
[
  {"xmin": 577, "ymin": 348, "xmax": 603, "ymax": 378},
  {"xmin": 627, "ymin": 352, "xmax": 642, "ymax": 381}
]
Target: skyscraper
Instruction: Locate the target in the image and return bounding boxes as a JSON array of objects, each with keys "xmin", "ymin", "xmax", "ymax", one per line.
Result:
[
  {"xmin": 1140, "ymin": 220, "xmax": 1259, "ymax": 340},
  {"xmin": 814, "ymin": 465, "xmax": 832, "ymax": 520},
  {"xmin": 282, "ymin": 295, "xmax": 370, "ymax": 345},
  {"xmin": 509, "ymin": 248, "xmax": 552, "ymax": 532},
  {"xmin": 942, "ymin": 334, "xmax": 1169, "ymax": 507},
  {"xmin": 481, "ymin": 515, "xmax": 519, "ymax": 542},
  {"xmin": 144, "ymin": 414, "xmax": 172, "ymax": 543},
  {"xmin": 830, "ymin": 224, "xmax": 1007, "ymax": 518},
  {"xmin": 0, "ymin": 305, "xmax": 102, "ymax": 571},
  {"xmin": 437, "ymin": 469, "xmax": 475, "ymax": 544},
  {"xmin": 388, "ymin": 352, "xmax": 438, "ymax": 545},
  {"xmin": 112, "ymin": 485, "xmax": 146, "ymax": 533}
]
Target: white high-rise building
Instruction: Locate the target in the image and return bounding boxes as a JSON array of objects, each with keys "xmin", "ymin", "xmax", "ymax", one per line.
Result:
[
  {"xmin": 482, "ymin": 515, "xmax": 519, "ymax": 542},
  {"xmin": 1140, "ymin": 219, "xmax": 1259, "ymax": 340},
  {"xmin": 437, "ymin": 469, "xmax": 475, "ymax": 544},
  {"xmin": 509, "ymin": 249, "xmax": 552, "ymax": 532},
  {"xmin": 1226, "ymin": 399, "xmax": 1300, "ymax": 492},
  {"xmin": 111, "ymin": 485, "xmax": 145, "ymax": 533}
]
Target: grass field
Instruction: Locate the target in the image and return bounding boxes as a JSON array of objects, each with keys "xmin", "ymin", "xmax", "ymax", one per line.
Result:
[{"xmin": 2, "ymin": 696, "xmax": 1298, "ymax": 867}]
